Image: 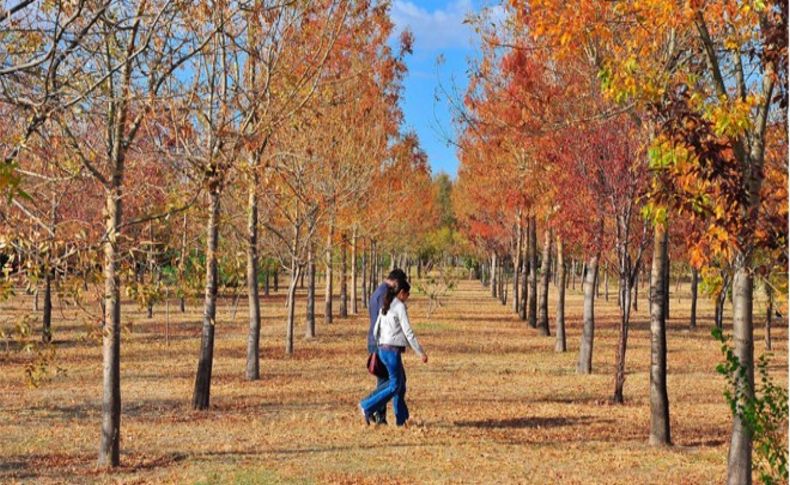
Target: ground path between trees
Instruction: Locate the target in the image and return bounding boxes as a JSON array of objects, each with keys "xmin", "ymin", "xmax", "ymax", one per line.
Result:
[{"xmin": 0, "ymin": 277, "xmax": 785, "ymax": 483}]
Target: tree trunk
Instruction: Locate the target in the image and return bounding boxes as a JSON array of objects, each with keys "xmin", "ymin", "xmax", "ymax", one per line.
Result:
[
  {"xmin": 42, "ymin": 271, "xmax": 52, "ymax": 343},
  {"xmin": 340, "ymin": 235, "xmax": 348, "ymax": 318},
  {"xmin": 538, "ymin": 227, "xmax": 551, "ymax": 335},
  {"xmin": 490, "ymin": 251, "xmax": 497, "ymax": 298},
  {"xmin": 193, "ymin": 187, "xmax": 220, "ymax": 411},
  {"xmin": 727, "ymin": 262, "xmax": 754, "ymax": 484},
  {"xmin": 527, "ymin": 216, "xmax": 538, "ymax": 328},
  {"xmin": 274, "ymin": 269, "xmax": 279, "ymax": 292},
  {"xmin": 499, "ymin": 261, "xmax": 506, "ymax": 305},
  {"xmin": 306, "ymin": 243, "xmax": 316, "ymax": 338},
  {"xmin": 605, "ymin": 264, "xmax": 609, "ymax": 302},
  {"xmin": 633, "ymin": 270, "xmax": 639, "ymax": 313},
  {"xmin": 765, "ymin": 284, "xmax": 773, "ymax": 350},
  {"xmin": 595, "ymin": 266, "xmax": 601, "ymax": 299},
  {"xmin": 512, "ymin": 221, "xmax": 522, "ymax": 314},
  {"xmin": 351, "ymin": 230, "xmax": 358, "ymax": 315},
  {"xmin": 285, "ymin": 257, "xmax": 301, "ymax": 355},
  {"xmin": 324, "ymin": 227, "xmax": 334, "ymax": 324},
  {"xmin": 715, "ymin": 276, "xmax": 730, "ymax": 329},
  {"xmin": 663, "ymin": 253, "xmax": 670, "ymax": 319},
  {"xmin": 245, "ymin": 178, "xmax": 261, "ymax": 381},
  {"xmin": 179, "ymin": 213, "xmax": 187, "ymax": 313},
  {"xmin": 370, "ymin": 241, "xmax": 377, "ymax": 294},
  {"xmin": 264, "ymin": 270, "xmax": 270, "ymax": 296},
  {"xmin": 571, "ymin": 259, "xmax": 576, "ymax": 290},
  {"xmin": 373, "ymin": 241, "xmax": 379, "ymax": 283},
  {"xmin": 98, "ymin": 179, "xmax": 122, "ymax": 467},
  {"xmin": 361, "ymin": 243, "xmax": 368, "ymax": 309},
  {"xmin": 649, "ymin": 223, "xmax": 671, "ymax": 445},
  {"xmin": 555, "ymin": 236, "xmax": 566, "ymax": 352},
  {"xmin": 146, "ymin": 223, "xmax": 155, "ymax": 319},
  {"xmin": 690, "ymin": 268, "xmax": 699, "ymax": 330},
  {"xmin": 612, "ymin": 269, "xmax": 632, "ymax": 404},
  {"xmin": 576, "ymin": 254, "xmax": 598, "ymax": 374},
  {"xmin": 519, "ymin": 234, "xmax": 528, "ymax": 321}
]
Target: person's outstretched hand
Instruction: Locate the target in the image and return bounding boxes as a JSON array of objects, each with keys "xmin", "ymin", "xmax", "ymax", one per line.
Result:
[{"xmin": 421, "ymin": 354, "xmax": 428, "ymax": 364}]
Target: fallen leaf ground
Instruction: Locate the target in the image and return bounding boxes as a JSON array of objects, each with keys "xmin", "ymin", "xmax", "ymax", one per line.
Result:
[{"xmin": 0, "ymin": 276, "xmax": 786, "ymax": 484}]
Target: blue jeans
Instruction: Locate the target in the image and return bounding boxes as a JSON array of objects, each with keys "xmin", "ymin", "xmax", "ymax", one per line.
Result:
[
  {"xmin": 360, "ymin": 348, "xmax": 409, "ymax": 425},
  {"xmin": 372, "ymin": 375, "xmax": 388, "ymax": 420}
]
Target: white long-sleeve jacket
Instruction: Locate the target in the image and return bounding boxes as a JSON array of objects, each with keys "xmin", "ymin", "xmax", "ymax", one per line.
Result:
[{"xmin": 373, "ymin": 298, "xmax": 425, "ymax": 357}]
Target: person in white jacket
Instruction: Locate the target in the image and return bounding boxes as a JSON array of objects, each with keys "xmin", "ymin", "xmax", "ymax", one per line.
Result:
[{"xmin": 359, "ymin": 280, "xmax": 428, "ymax": 426}]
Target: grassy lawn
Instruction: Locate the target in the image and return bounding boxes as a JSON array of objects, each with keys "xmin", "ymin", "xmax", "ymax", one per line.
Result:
[{"xmin": 0, "ymin": 277, "xmax": 785, "ymax": 483}]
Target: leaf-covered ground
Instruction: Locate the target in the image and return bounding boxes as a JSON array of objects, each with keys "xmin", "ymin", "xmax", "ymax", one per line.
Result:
[{"xmin": 0, "ymin": 277, "xmax": 786, "ymax": 484}]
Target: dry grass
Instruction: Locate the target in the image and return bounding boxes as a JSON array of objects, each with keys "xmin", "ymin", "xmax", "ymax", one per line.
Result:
[{"xmin": 0, "ymin": 276, "xmax": 786, "ymax": 484}]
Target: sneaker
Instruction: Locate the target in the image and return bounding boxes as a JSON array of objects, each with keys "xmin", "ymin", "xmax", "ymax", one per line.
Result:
[
  {"xmin": 359, "ymin": 404, "xmax": 371, "ymax": 425},
  {"xmin": 372, "ymin": 411, "xmax": 387, "ymax": 425}
]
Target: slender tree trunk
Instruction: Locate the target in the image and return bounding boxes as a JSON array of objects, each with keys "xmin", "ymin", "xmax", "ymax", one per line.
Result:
[
  {"xmin": 42, "ymin": 271, "xmax": 52, "ymax": 343},
  {"xmin": 306, "ymin": 243, "xmax": 316, "ymax": 338},
  {"xmin": 605, "ymin": 264, "xmax": 609, "ymax": 302},
  {"xmin": 595, "ymin": 266, "xmax": 601, "ymax": 299},
  {"xmin": 555, "ymin": 237, "xmax": 566, "ymax": 352},
  {"xmin": 612, "ymin": 267, "xmax": 632, "ymax": 404},
  {"xmin": 690, "ymin": 268, "xmax": 699, "ymax": 330},
  {"xmin": 765, "ymin": 284, "xmax": 773, "ymax": 350},
  {"xmin": 324, "ymin": 227, "xmax": 334, "ymax": 324},
  {"xmin": 576, "ymin": 254, "xmax": 599, "ymax": 374},
  {"xmin": 611, "ymin": 209, "xmax": 639, "ymax": 405},
  {"xmin": 370, "ymin": 241, "xmax": 377, "ymax": 291},
  {"xmin": 513, "ymin": 221, "xmax": 522, "ymax": 314},
  {"xmin": 351, "ymin": 230, "xmax": 358, "ymax": 315},
  {"xmin": 538, "ymin": 227, "xmax": 551, "ymax": 335},
  {"xmin": 274, "ymin": 269, "xmax": 279, "ymax": 292},
  {"xmin": 727, "ymin": 261, "xmax": 754, "ymax": 484},
  {"xmin": 285, "ymin": 262, "xmax": 301, "ymax": 355},
  {"xmin": 146, "ymin": 223, "xmax": 155, "ymax": 319},
  {"xmin": 340, "ymin": 235, "xmax": 348, "ymax": 318},
  {"xmin": 649, "ymin": 223, "xmax": 671, "ymax": 445},
  {"xmin": 193, "ymin": 187, "xmax": 220, "ymax": 411},
  {"xmin": 571, "ymin": 259, "xmax": 576, "ymax": 290},
  {"xmin": 528, "ymin": 216, "xmax": 538, "ymax": 328},
  {"xmin": 179, "ymin": 213, "xmax": 187, "ymax": 313},
  {"xmin": 715, "ymin": 276, "xmax": 730, "ymax": 329},
  {"xmin": 490, "ymin": 251, "xmax": 497, "ymax": 298},
  {"xmin": 98, "ymin": 171, "xmax": 123, "ymax": 467},
  {"xmin": 633, "ymin": 270, "xmax": 639, "ymax": 313},
  {"xmin": 520, "ymin": 231, "xmax": 528, "ymax": 321},
  {"xmin": 552, "ymin": 250, "xmax": 557, "ymax": 287},
  {"xmin": 264, "ymin": 270, "xmax": 270, "ymax": 296},
  {"xmin": 361, "ymin": 243, "xmax": 368, "ymax": 309},
  {"xmin": 245, "ymin": 176, "xmax": 261, "ymax": 381}
]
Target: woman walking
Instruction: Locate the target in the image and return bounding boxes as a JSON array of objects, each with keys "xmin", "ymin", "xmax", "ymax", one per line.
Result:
[{"xmin": 360, "ymin": 280, "xmax": 427, "ymax": 426}]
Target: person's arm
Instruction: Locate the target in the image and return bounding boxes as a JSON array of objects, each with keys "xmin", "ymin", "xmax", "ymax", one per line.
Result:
[
  {"xmin": 367, "ymin": 287, "xmax": 384, "ymax": 353},
  {"xmin": 397, "ymin": 304, "xmax": 426, "ymax": 358}
]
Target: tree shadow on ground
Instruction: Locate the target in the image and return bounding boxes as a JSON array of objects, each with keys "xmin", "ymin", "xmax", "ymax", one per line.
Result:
[{"xmin": 453, "ymin": 415, "xmax": 602, "ymax": 429}]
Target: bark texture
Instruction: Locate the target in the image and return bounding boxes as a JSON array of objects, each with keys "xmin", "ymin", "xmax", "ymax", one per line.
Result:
[{"xmin": 649, "ymin": 223, "xmax": 671, "ymax": 445}]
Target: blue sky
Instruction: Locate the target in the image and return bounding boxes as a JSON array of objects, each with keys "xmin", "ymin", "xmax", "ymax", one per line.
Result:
[{"xmin": 389, "ymin": 0, "xmax": 491, "ymax": 178}]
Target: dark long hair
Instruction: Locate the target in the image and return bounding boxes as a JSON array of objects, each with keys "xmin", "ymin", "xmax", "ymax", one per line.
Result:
[{"xmin": 382, "ymin": 279, "xmax": 410, "ymax": 315}]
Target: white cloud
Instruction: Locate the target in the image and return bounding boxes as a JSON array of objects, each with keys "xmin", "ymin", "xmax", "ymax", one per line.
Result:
[{"xmin": 391, "ymin": 0, "xmax": 477, "ymax": 51}]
